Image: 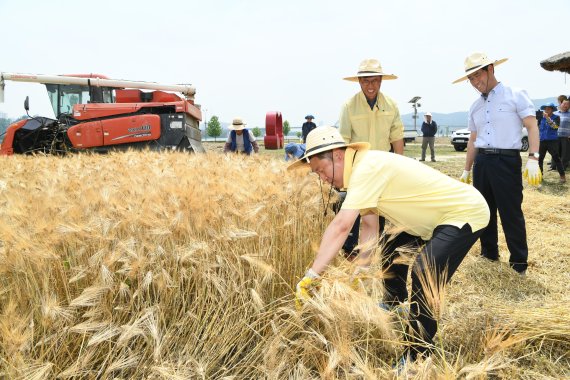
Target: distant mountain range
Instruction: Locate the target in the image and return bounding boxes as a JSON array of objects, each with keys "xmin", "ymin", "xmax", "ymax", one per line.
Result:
[
  {"xmin": 401, "ymin": 97, "xmax": 556, "ymax": 131},
  {"xmin": 200, "ymin": 97, "xmax": 557, "ymax": 140}
]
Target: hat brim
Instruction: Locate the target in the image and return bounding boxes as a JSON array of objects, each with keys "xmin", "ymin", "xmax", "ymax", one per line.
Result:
[
  {"xmin": 287, "ymin": 142, "xmax": 370, "ymax": 170},
  {"xmin": 344, "ymin": 72, "xmax": 398, "ymax": 81},
  {"xmin": 452, "ymin": 58, "xmax": 508, "ymax": 84},
  {"xmin": 229, "ymin": 124, "xmax": 246, "ymax": 131}
]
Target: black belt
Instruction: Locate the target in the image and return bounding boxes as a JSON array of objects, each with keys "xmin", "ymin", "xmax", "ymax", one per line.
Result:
[{"xmin": 477, "ymin": 148, "xmax": 520, "ymax": 157}]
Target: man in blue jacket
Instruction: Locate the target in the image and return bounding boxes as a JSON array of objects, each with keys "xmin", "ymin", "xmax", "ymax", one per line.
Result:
[
  {"xmin": 420, "ymin": 112, "xmax": 437, "ymax": 162},
  {"xmin": 538, "ymin": 103, "xmax": 566, "ymax": 183}
]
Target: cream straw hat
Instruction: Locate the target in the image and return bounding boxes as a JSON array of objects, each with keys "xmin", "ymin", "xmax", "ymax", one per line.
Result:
[
  {"xmin": 343, "ymin": 58, "xmax": 398, "ymax": 81},
  {"xmin": 452, "ymin": 52, "xmax": 508, "ymax": 84},
  {"xmin": 228, "ymin": 117, "xmax": 247, "ymax": 130},
  {"xmin": 287, "ymin": 126, "xmax": 369, "ymax": 170}
]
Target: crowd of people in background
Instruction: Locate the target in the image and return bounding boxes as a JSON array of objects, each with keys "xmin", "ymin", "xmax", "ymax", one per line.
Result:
[{"xmin": 546, "ymin": 95, "xmax": 570, "ymax": 179}]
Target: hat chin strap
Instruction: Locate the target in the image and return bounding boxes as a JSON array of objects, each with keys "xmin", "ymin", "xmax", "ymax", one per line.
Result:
[{"xmin": 319, "ymin": 154, "xmax": 335, "ymax": 218}]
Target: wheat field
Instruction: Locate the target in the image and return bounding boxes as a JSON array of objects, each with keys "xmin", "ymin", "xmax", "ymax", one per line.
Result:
[{"xmin": 0, "ymin": 147, "xmax": 568, "ymax": 379}]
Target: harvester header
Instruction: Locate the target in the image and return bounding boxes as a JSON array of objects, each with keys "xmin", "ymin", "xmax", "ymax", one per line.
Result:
[{"xmin": 0, "ymin": 71, "xmax": 196, "ymax": 102}]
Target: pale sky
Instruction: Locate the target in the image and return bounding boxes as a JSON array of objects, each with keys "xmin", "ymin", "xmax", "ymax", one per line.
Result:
[{"xmin": 1, "ymin": 0, "xmax": 568, "ymax": 128}]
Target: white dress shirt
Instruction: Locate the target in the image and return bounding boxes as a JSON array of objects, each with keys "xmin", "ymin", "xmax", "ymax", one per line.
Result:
[{"xmin": 468, "ymin": 82, "xmax": 535, "ymax": 149}]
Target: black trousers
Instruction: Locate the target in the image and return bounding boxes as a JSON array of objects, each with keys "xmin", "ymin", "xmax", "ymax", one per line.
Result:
[
  {"xmin": 381, "ymin": 224, "xmax": 483, "ymax": 358},
  {"xmin": 342, "ymin": 215, "xmax": 385, "ymax": 258},
  {"xmin": 539, "ymin": 139, "xmax": 565, "ymax": 177},
  {"xmin": 551, "ymin": 137, "xmax": 570, "ymax": 169},
  {"xmin": 473, "ymin": 153, "xmax": 528, "ymax": 272},
  {"xmin": 332, "ymin": 191, "xmax": 384, "ymax": 258},
  {"xmin": 559, "ymin": 136, "xmax": 570, "ymax": 169}
]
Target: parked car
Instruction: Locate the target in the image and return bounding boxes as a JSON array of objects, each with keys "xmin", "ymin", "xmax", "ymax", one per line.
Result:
[
  {"xmin": 450, "ymin": 128, "xmax": 529, "ymax": 152},
  {"xmin": 403, "ymin": 128, "xmax": 418, "ymax": 143},
  {"xmin": 450, "ymin": 129, "xmax": 470, "ymax": 151}
]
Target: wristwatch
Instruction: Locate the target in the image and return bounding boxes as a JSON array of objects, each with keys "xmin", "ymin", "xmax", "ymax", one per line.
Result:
[{"xmin": 528, "ymin": 152, "xmax": 539, "ymax": 159}]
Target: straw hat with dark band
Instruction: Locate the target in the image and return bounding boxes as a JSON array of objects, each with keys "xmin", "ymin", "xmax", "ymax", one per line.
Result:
[
  {"xmin": 287, "ymin": 126, "xmax": 369, "ymax": 170},
  {"xmin": 343, "ymin": 58, "xmax": 398, "ymax": 81},
  {"xmin": 229, "ymin": 117, "xmax": 247, "ymax": 131},
  {"xmin": 452, "ymin": 52, "xmax": 508, "ymax": 84}
]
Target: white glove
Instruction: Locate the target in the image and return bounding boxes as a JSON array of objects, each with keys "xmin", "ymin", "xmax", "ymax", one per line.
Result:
[
  {"xmin": 459, "ymin": 170, "xmax": 472, "ymax": 184},
  {"xmin": 523, "ymin": 159, "xmax": 542, "ymax": 186}
]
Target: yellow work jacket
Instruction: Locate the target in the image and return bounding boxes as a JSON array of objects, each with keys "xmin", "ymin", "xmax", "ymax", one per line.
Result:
[{"xmin": 339, "ymin": 91, "xmax": 404, "ymax": 151}]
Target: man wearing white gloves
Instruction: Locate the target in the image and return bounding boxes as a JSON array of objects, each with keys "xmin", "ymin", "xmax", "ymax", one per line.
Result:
[{"xmin": 453, "ymin": 52, "xmax": 541, "ymax": 275}]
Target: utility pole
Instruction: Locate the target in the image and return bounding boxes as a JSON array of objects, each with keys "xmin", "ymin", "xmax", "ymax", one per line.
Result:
[
  {"xmin": 203, "ymin": 108, "xmax": 208, "ymax": 136},
  {"xmin": 408, "ymin": 96, "xmax": 421, "ymax": 132}
]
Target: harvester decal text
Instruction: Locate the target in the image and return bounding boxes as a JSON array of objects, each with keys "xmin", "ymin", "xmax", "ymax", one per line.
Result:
[
  {"xmin": 111, "ymin": 125, "xmax": 153, "ymax": 141},
  {"xmin": 127, "ymin": 125, "xmax": 152, "ymax": 133}
]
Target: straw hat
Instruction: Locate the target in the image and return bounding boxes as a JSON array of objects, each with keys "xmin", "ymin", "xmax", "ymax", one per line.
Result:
[
  {"xmin": 343, "ymin": 58, "xmax": 398, "ymax": 81},
  {"xmin": 229, "ymin": 117, "xmax": 246, "ymax": 130},
  {"xmin": 452, "ymin": 52, "xmax": 508, "ymax": 84},
  {"xmin": 287, "ymin": 126, "xmax": 369, "ymax": 170}
]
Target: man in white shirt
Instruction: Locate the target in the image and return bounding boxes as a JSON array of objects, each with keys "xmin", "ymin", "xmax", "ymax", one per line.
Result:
[{"xmin": 453, "ymin": 52, "xmax": 541, "ymax": 275}]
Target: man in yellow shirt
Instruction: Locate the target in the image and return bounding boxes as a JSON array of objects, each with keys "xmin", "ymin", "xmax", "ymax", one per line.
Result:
[
  {"xmin": 339, "ymin": 58, "xmax": 404, "ymax": 153},
  {"xmin": 289, "ymin": 126, "xmax": 490, "ymax": 364},
  {"xmin": 337, "ymin": 59, "xmax": 405, "ymax": 257}
]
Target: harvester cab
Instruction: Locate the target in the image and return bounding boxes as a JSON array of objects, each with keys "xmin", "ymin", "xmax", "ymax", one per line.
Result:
[{"xmin": 0, "ymin": 72, "xmax": 205, "ymax": 155}]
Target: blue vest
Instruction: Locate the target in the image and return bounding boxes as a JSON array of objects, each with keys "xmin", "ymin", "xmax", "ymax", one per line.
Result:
[
  {"xmin": 230, "ymin": 129, "xmax": 253, "ymax": 154},
  {"xmin": 539, "ymin": 114, "xmax": 560, "ymax": 141}
]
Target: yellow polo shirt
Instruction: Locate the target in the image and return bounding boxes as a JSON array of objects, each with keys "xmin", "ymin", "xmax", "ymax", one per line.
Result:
[
  {"xmin": 341, "ymin": 148, "xmax": 490, "ymax": 240},
  {"xmin": 339, "ymin": 91, "xmax": 404, "ymax": 151}
]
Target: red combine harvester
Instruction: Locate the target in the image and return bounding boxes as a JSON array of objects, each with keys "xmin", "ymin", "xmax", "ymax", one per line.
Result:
[{"xmin": 0, "ymin": 72, "xmax": 205, "ymax": 155}]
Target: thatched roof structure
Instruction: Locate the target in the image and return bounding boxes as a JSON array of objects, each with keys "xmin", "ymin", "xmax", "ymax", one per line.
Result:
[{"xmin": 540, "ymin": 51, "xmax": 570, "ymax": 73}]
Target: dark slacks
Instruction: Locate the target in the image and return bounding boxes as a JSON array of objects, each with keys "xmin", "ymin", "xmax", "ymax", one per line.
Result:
[
  {"xmin": 332, "ymin": 191, "xmax": 384, "ymax": 258},
  {"xmin": 560, "ymin": 136, "xmax": 570, "ymax": 169},
  {"xmin": 421, "ymin": 136, "xmax": 436, "ymax": 160},
  {"xmin": 550, "ymin": 137, "xmax": 570, "ymax": 170},
  {"xmin": 539, "ymin": 139, "xmax": 565, "ymax": 177},
  {"xmin": 381, "ymin": 224, "xmax": 483, "ymax": 358},
  {"xmin": 342, "ymin": 215, "xmax": 385, "ymax": 258},
  {"xmin": 473, "ymin": 153, "xmax": 528, "ymax": 272}
]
